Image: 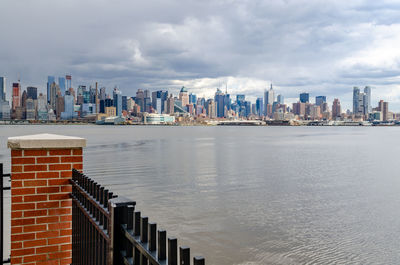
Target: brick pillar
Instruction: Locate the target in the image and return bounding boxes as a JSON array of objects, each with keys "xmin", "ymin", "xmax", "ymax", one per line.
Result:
[{"xmin": 7, "ymin": 133, "xmax": 86, "ymax": 265}]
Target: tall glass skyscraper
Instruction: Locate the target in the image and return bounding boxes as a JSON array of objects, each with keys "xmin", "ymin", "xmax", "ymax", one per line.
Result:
[
  {"xmin": 300, "ymin": 93, "xmax": 309, "ymax": 103},
  {"xmin": 47, "ymin": 76, "xmax": 55, "ymax": 103},
  {"xmin": 0, "ymin": 77, "xmax": 6, "ymax": 101},
  {"xmin": 58, "ymin": 77, "xmax": 66, "ymax": 96}
]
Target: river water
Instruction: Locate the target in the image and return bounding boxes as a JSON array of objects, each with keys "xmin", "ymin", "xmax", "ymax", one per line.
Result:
[{"xmin": 1, "ymin": 125, "xmax": 400, "ymax": 264}]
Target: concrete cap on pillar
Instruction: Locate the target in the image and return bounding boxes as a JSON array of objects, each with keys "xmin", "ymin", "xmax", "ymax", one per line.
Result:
[{"xmin": 7, "ymin": 133, "xmax": 86, "ymax": 149}]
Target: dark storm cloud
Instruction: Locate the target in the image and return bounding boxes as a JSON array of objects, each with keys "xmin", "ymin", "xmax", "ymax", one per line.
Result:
[{"xmin": 2, "ymin": 0, "xmax": 400, "ymax": 109}]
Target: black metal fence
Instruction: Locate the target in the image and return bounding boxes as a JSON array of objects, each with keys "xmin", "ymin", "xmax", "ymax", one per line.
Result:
[
  {"xmin": 1, "ymin": 163, "xmax": 11, "ymax": 264},
  {"xmin": 71, "ymin": 169, "xmax": 205, "ymax": 265}
]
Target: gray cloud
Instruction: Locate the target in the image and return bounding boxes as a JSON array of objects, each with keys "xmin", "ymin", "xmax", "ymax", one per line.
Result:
[{"xmin": 1, "ymin": 0, "xmax": 400, "ymax": 110}]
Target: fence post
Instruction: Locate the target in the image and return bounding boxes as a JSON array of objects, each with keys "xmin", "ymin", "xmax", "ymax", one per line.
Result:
[
  {"xmin": 108, "ymin": 196, "xmax": 135, "ymax": 265},
  {"xmin": 7, "ymin": 133, "xmax": 85, "ymax": 265}
]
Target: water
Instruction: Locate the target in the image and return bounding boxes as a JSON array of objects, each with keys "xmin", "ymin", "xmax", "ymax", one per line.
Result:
[{"xmin": 1, "ymin": 125, "xmax": 400, "ymax": 264}]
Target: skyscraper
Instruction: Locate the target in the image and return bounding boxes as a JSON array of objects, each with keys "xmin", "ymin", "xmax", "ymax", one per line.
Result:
[
  {"xmin": 47, "ymin": 76, "xmax": 55, "ymax": 103},
  {"xmin": 0, "ymin": 77, "xmax": 6, "ymax": 101},
  {"xmin": 353, "ymin": 86, "xmax": 371, "ymax": 116},
  {"xmin": 152, "ymin": 90, "xmax": 168, "ymax": 114},
  {"xmin": 113, "ymin": 87, "xmax": 122, "ymax": 116},
  {"xmin": 256, "ymin": 97, "xmax": 263, "ymax": 116},
  {"xmin": 12, "ymin": 83, "xmax": 21, "ymax": 110},
  {"xmin": 315, "ymin": 96, "xmax": 326, "ymax": 106},
  {"xmin": 27, "ymin": 87, "xmax": 38, "ymax": 100},
  {"xmin": 59, "ymin": 77, "xmax": 66, "ymax": 96},
  {"xmin": 332, "ymin": 98, "xmax": 341, "ymax": 119},
  {"xmin": 264, "ymin": 84, "xmax": 275, "ymax": 116},
  {"xmin": 179, "ymin": 87, "xmax": 189, "ymax": 107},
  {"xmin": 277, "ymin": 94, "xmax": 284, "ymax": 104},
  {"xmin": 300, "ymin": 93, "xmax": 309, "ymax": 103}
]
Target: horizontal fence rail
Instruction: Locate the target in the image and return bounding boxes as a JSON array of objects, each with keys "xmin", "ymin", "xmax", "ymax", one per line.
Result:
[
  {"xmin": 71, "ymin": 169, "xmax": 205, "ymax": 265},
  {"xmin": 1, "ymin": 163, "xmax": 11, "ymax": 264}
]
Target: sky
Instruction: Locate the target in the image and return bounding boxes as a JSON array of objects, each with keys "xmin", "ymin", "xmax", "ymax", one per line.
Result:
[{"xmin": 1, "ymin": 0, "xmax": 400, "ymax": 110}]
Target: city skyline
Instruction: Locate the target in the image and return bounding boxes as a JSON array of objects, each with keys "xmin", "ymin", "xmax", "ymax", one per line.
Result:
[{"xmin": 2, "ymin": 1, "xmax": 400, "ymax": 111}]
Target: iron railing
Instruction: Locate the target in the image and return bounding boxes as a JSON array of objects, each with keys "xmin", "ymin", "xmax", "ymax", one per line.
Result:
[
  {"xmin": 71, "ymin": 169, "xmax": 205, "ymax": 265},
  {"xmin": 1, "ymin": 163, "xmax": 11, "ymax": 264}
]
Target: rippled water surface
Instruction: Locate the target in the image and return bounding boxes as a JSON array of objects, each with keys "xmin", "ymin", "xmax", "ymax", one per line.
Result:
[{"xmin": 1, "ymin": 125, "xmax": 400, "ymax": 264}]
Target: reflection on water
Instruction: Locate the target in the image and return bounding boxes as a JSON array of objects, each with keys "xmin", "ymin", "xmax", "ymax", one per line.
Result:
[{"xmin": 1, "ymin": 125, "xmax": 400, "ymax": 264}]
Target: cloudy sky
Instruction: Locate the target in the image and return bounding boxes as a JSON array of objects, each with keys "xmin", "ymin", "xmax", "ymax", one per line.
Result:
[{"xmin": 2, "ymin": 0, "xmax": 400, "ymax": 110}]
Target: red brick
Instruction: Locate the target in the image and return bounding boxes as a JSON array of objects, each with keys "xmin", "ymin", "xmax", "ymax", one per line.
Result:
[
  {"xmin": 11, "ymin": 211, "xmax": 23, "ymax": 219},
  {"xmin": 48, "ymin": 179, "xmax": 69, "ymax": 186},
  {"xmin": 48, "ymin": 222, "xmax": 71, "ymax": 230},
  {"xmin": 37, "ymin": 171, "xmax": 59, "ymax": 179},
  {"xmin": 24, "ymin": 239, "xmax": 47, "ymax": 249},
  {"xmin": 60, "ymin": 171, "xmax": 72, "ymax": 178},
  {"xmin": 11, "ymin": 180, "xmax": 23, "ymax": 188},
  {"xmin": 37, "ymin": 157, "xmax": 60, "ymax": 164},
  {"xmin": 48, "ymin": 251, "xmax": 71, "ymax": 260},
  {"xmin": 36, "ymin": 245, "xmax": 59, "ymax": 254},
  {"xmin": 72, "ymin": 148, "xmax": 82, "ymax": 155},
  {"xmin": 49, "ymin": 208, "xmax": 71, "ymax": 216},
  {"xmin": 60, "ymin": 215, "xmax": 72, "ymax": 222},
  {"xmin": 12, "ymin": 165, "xmax": 23, "ymax": 173},
  {"xmin": 49, "ymin": 193, "xmax": 70, "ymax": 201},
  {"xmin": 37, "ymin": 201, "xmax": 59, "ymax": 209},
  {"xmin": 12, "ymin": 172, "xmax": 36, "ymax": 180},
  {"xmin": 11, "ymin": 157, "xmax": 36, "ymax": 165},
  {"xmin": 49, "ymin": 164, "xmax": 71, "ymax": 171},
  {"xmin": 48, "ymin": 236, "xmax": 71, "ymax": 245},
  {"xmin": 60, "ymin": 229, "xmax": 72, "ymax": 236},
  {"xmin": 36, "ymin": 216, "xmax": 59, "ymax": 224},
  {"xmin": 24, "ymin": 209, "xmax": 47, "ymax": 217},
  {"xmin": 60, "ymin": 200, "xmax": 72, "ymax": 207},
  {"xmin": 24, "ymin": 150, "xmax": 48, "ymax": 156},
  {"xmin": 11, "ymin": 247, "xmax": 35, "ymax": 257},
  {"xmin": 10, "ymin": 257, "xmax": 23, "ymax": 264},
  {"xmin": 72, "ymin": 163, "xmax": 83, "ymax": 170},
  {"xmin": 12, "ymin": 187, "xmax": 35, "ymax": 196},
  {"xmin": 11, "ymin": 226, "xmax": 23, "ymax": 234},
  {"xmin": 23, "ymin": 254, "xmax": 47, "ymax": 263},
  {"xmin": 36, "ymin": 230, "xmax": 60, "ymax": 239},
  {"xmin": 60, "ymin": 257, "xmax": 72, "ymax": 265},
  {"xmin": 60, "ymin": 244, "xmax": 72, "ymax": 251},
  {"xmin": 37, "ymin": 186, "xmax": 59, "ymax": 194},
  {"xmin": 61, "ymin": 186, "xmax": 72, "ymax": 192},
  {"xmin": 11, "ymin": 241, "xmax": 23, "ymax": 249},
  {"xmin": 24, "ymin": 194, "xmax": 48, "ymax": 202},
  {"xmin": 12, "ymin": 203, "xmax": 35, "ymax": 211},
  {"xmin": 61, "ymin": 156, "xmax": 82, "ymax": 163},
  {"xmin": 11, "ymin": 149, "xmax": 23, "ymax": 157},
  {"xmin": 24, "ymin": 179, "xmax": 47, "ymax": 187},
  {"xmin": 49, "ymin": 149, "xmax": 71, "ymax": 156},
  {"xmin": 37, "ymin": 260, "xmax": 61, "ymax": 265},
  {"xmin": 11, "ymin": 232, "xmax": 35, "ymax": 241},
  {"xmin": 24, "ymin": 164, "xmax": 47, "ymax": 172},
  {"xmin": 12, "ymin": 196, "xmax": 23, "ymax": 203},
  {"xmin": 23, "ymin": 224, "xmax": 47, "ymax": 233},
  {"xmin": 11, "ymin": 218, "xmax": 35, "ymax": 226}
]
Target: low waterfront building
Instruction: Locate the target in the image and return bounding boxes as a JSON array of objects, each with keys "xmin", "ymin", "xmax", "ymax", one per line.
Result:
[{"xmin": 144, "ymin": 113, "xmax": 175, "ymax": 124}]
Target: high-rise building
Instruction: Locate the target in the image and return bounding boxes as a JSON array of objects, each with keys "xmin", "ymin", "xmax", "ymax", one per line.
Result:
[
  {"xmin": 47, "ymin": 76, "xmax": 55, "ymax": 103},
  {"xmin": 277, "ymin": 94, "xmax": 284, "ymax": 104},
  {"xmin": 300, "ymin": 93, "xmax": 309, "ymax": 103},
  {"xmin": 66, "ymin": 75, "xmax": 72, "ymax": 90},
  {"xmin": 378, "ymin": 100, "xmax": 389, "ymax": 121},
  {"xmin": 0, "ymin": 77, "xmax": 6, "ymax": 101},
  {"xmin": 59, "ymin": 77, "xmax": 66, "ymax": 96},
  {"xmin": 26, "ymin": 98, "xmax": 36, "ymax": 120},
  {"xmin": 136, "ymin": 89, "xmax": 144, "ymax": 111},
  {"xmin": 353, "ymin": 86, "xmax": 371, "ymax": 116},
  {"xmin": 152, "ymin": 90, "xmax": 168, "ymax": 114},
  {"xmin": 214, "ymin": 88, "xmax": 228, "ymax": 118},
  {"xmin": 61, "ymin": 95, "xmax": 75, "ymax": 120},
  {"xmin": 363, "ymin": 86, "xmax": 371, "ymax": 114},
  {"xmin": 315, "ymin": 96, "xmax": 326, "ymax": 106},
  {"xmin": 37, "ymin": 93, "xmax": 48, "ymax": 120},
  {"xmin": 100, "ymin": 87, "xmax": 106, "ymax": 100},
  {"xmin": 264, "ymin": 84, "xmax": 275, "ymax": 116},
  {"xmin": 189, "ymin": 93, "xmax": 197, "ymax": 104},
  {"xmin": 179, "ymin": 87, "xmax": 189, "ymax": 107},
  {"xmin": 256, "ymin": 98, "xmax": 263, "ymax": 116},
  {"xmin": 166, "ymin": 95, "xmax": 175, "ymax": 114},
  {"xmin": 332, "ymin": 98, "xmax": 341, "ymax": 119},
  {"xmin": 113, "ymin": 87, "xmax": 122, "ymax": 116},
  {"xmin": 12, "ymin": 83, "xmax": 21, "ymax": 110},
  {"xmin": 49, "ymin": 82, "xmax": 60, "ymax": 111},
  {"xmin": 27, "ymin": 86, "xmax": 38, "ymax": 100},
  {"xmin": 0, "ymin": 100, "xmax": 10, "ymax": 120},
  {"xmin": 293, "ymin": 102, "xmax": 306, "ymax": 116}
]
